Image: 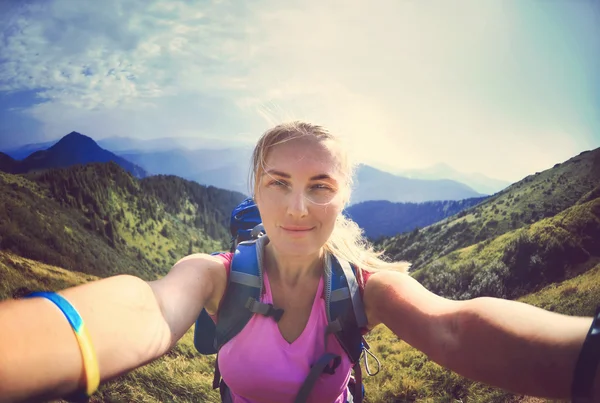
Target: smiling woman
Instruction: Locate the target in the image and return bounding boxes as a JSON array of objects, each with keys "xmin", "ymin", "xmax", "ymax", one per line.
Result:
[
  {"xmin": 248, "ymin": 122, "xmax": 407, "ymax": 281},
  {"xmin": 0, "ymin": 121, "xmax": 599, "ymax": 403}
]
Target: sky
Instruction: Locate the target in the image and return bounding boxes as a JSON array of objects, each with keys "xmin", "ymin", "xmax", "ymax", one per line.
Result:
[{"xmin": 0, "ymin": 0, "xmax": 598, "ymax": 183}]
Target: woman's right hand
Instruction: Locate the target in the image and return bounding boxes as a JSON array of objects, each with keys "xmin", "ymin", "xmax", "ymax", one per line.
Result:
[{"xmin": 0, "ymin": 253, "xmax": 227, "ymax": 403}]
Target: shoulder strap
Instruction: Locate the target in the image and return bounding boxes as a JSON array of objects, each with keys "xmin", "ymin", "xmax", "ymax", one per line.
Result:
[
  {"xmin": 214, "ymin": 235, "xmax": 268, "ymax": 350},
  {"xmin": 193, "ymin": 252, "xmax": 229, "ymax": 355},
  {"xmin": 326, "ymin": 253, "xmax": 367, "ymax": 363}
]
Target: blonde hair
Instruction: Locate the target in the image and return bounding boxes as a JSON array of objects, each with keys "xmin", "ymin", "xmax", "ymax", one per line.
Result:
[{"xmin": 249, "ymin": 121, "xmax": 410, "ymax": 282}]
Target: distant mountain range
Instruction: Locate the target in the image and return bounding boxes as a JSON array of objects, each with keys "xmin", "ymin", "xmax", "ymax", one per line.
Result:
[
  {"xmin": 2, "ymin": 135, "xmax": 252, "ymax": 159},
  {"xmin": 118, "ymin": 147, "xmax": 254, "ymax": 196},
  {"xmin": 369, "ymin": 162, "xmax": 512, "ymax": 195},
  {"xmin": 119, "ymin": 148, "xmax": 486, "ymax": 203},
  {"xmin": 345, "ymin": 197, "xmax": 488, "ymax": 239},
  {"xmin": 2, "ymin": 140, "xmax": 58, "ymax": 160},
  {"xmin": 0, "ymin": 132, "xmax": 147, "ymax": 178},
  {"xmin": 1, "ymin": 134, "xmax": 492, "ymax": 203},
  {"xmin": 399, "ymin": 163, "xmax": 512, "ymax": 195},
  {"xmin": 97, "ymin": 136, "xmax": 253, "ymax": 152},
  {"xmin": 352, "ymin": 164, "xmax": 485, "ymax": 204}
]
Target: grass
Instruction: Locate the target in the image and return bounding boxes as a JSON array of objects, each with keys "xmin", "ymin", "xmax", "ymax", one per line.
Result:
[
  {"xmin": 518, "ymin": 259, "xmax": 600, "ymax": 317},
  {"xmin": 412, "ymin": 196, "xmax": 600, "ymax": 301}
]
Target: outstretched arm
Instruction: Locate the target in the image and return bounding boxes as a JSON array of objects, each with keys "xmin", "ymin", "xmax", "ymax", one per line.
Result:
[
  {"xmin": 0, "ymin": 274, "xmax": 169, "ymax": 403},
  {"xmin": 443, "ymin": 295, "xmax": 597, "ymax": 399},
  {"xmin": 0, "ymin": 253, "xmax": 226, "ymax": 403},
  {"xmin": 364, "ymin": 270, "xmax": 599, "ymax": 400}
]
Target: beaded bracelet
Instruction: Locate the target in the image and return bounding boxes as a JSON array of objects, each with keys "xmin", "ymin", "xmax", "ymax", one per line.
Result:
[{"xmin": 25, "ymin": 291, "xmax": 100, "ymax": 400}]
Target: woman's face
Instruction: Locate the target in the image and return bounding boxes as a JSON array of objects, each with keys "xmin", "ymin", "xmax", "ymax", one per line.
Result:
[{"xmin": 254, "ymin": 136, "xmax": 346, "ymax": 257}]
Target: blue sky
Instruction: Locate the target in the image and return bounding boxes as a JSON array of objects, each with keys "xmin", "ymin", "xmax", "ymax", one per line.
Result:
[{"xmin": 0, "ymin": 0, "xmax": 598, "ymax": 182}]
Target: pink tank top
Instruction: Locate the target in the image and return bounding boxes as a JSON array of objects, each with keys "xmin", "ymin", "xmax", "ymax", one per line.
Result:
[{"xmin": 212, "ymin": 252, "xmax": 353, "ymax": 403}]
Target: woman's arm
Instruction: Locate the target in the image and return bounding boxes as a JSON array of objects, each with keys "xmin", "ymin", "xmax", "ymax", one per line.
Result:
[
  {"xmin": 447, "ymin": 296, "xmax": 597, "ymax": 399},
  {"xmin": 0, "ymin": 253, "xmax": 226, "ymax": 403},
  {"xmin": 364, "ymin": 270, "xmax": 598, "ymax": 400}
]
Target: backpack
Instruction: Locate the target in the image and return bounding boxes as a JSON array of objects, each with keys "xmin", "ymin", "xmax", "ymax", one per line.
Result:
[{"xmin": 193, "ymin": 197, "xmax": 380, "ymax": 403}]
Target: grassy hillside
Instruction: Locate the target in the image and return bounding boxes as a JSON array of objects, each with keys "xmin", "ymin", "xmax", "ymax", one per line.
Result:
[
  {"xmin": 0, "ymin": 163, "xmax": 245, "ymax": 280},
  {"xmin": 379, "ymin": 147, "xmax": 600, "ymax": 271},
  {"xmin": 2, "ymin": 251, "xmax": 595, "ymax": 402},
  {"xmin": 0, "ymin": 169, "xmax": 155, "ymax": 278},
  {"xmin": 0, "ymin": 251, "xmax": 97, "ymax": 300},
  {"xmin": 410, "ymin": 196, "xmax": 600, "ymax": 301}
]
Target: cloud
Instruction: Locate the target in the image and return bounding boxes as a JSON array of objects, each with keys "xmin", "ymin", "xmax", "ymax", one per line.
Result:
[
  {"xmin": 0, "ymin": 0, "xmax": 598, "ymax": 181},
  {"xmin": 1, "ymin": 1, "xmax": 255, "ymax": 104}
]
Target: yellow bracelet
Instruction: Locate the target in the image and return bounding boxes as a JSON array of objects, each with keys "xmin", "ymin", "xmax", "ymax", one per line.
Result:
[{"xmin": 26, "ymin": 292, "xmax": 100, "ymax": 398}]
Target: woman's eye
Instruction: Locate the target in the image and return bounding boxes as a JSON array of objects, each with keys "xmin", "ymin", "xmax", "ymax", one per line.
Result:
[
  {"xmin": 272, "ymin": 180, "xmax": 288, "ymax": 187},
  {"xmin": 312, "ymin": 184, "xmax": 333, "ymax": 191}
]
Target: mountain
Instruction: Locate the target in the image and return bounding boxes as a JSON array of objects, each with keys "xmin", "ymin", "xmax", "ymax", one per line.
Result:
[
  {"xmin": 1, "ymin": 132, "xmax": 148, "ymax": 179},
  {"xmin": 377, "ymin": 147, "xmax": 600, "ymax": 300},
  {"xmin": 117, "ymin": 149, "xmax": 485, "ymax": 202},
  {"xmin": 345, "ymin": 197, "xmax": 488, "ymax": 239},
  {"xmin": 119, "ymin": 147, "xmax": 254, "ymax": 195},
  {"xmin": 98, "ymin": 136, "xmax": 252, "ymax": 153},
  {"xmin": 397, "ymin": 163, "xmax": 512, "ymax": 195},
  {"xmin": 0, "ymin": 152, "xmax": 20, "ymax": 173},
  {"xmin": 1, "ymin": 139, "xmax": 59, "ymax": 160},
  {"xmin": 351, "ymin": 164, "xmax": 486, "ymax": 204},
  {"xmin": 0, "ymin": 162, "xmax": 245, "ymax": 279},
  {"xmin": 1, "ymin": 135, "xmax": 252, "ymax": 161}
]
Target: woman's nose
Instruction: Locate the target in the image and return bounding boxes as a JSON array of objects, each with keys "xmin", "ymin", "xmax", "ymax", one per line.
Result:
[{"xmin": 286, "ymin": 189, "xmax": 308, "ymax": 218}]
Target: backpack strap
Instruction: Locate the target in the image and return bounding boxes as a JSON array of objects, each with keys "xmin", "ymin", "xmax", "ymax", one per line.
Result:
[
  {"xmin": 294, "ymin": 352, "xmax": 342, "ymax": 403},
  {"xmin": 214, "ymin": 235, "xmax": 269, "ymax": 349},
  {"xmin": 327, "ymin": 254, "xmax": 367, "ymax": 363},
  {"xmin": 212, "ymin": 235, "xmax": 290, "ymax": 394},
  {"xmin": 292, "ymin": 253, "xmax": 375, "ymax": 403}
]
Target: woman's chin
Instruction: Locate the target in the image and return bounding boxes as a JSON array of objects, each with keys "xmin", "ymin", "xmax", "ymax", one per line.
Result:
[{"xmin": 270, "ymin": 238, "xmax": 321, "ymax": 257}]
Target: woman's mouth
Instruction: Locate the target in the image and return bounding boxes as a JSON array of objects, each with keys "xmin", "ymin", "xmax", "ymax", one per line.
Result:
[{"xmin": 281, "ymin": 226, "xmax": 314, "ymax": 233}]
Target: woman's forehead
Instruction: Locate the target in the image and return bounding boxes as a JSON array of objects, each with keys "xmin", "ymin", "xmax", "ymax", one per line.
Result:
[{"xmin": 263, "ymin": 137, "xmax": 344, "ymax": 177}]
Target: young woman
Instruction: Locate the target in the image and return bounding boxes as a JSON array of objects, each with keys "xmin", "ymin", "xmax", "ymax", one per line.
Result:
[{"xmin": 0, "ymin": 121, "xmax": 598, "ymax": 403}]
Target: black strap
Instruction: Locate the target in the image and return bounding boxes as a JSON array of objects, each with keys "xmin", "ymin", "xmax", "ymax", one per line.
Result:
[
  {"xmin": 353, "ymin": 361, "xmax": 363, "ymax": 403},
  {"xmin": 245, "ymin": 297, "xmax": 284, "ymax": 322},
  {"xmin": 213, "ymin": 355, "xmax": 222, "ymax": 389},
  {"xmin": 572, "ymin": 306, "xmax": 600, "ymax": 402},
  {"xmin": 294, "ymin": 353, "xmax": 341, "ymax": 403},
  {"xmin": 219, "ymin": 379, "xmax": 234, "ymax": 403}
]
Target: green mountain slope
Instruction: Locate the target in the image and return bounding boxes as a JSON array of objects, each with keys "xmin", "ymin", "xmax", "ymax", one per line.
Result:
[
  {"xmin": 379, "ymin": 148, "xmax": 600, "ymax": 271},
  {"xmin": 411, "ymin": 196, "xmax": 600, "ymax": 300},
  {"xmin": 1, "ymin": 162, "xmax": 245, "ymax": 280}
]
